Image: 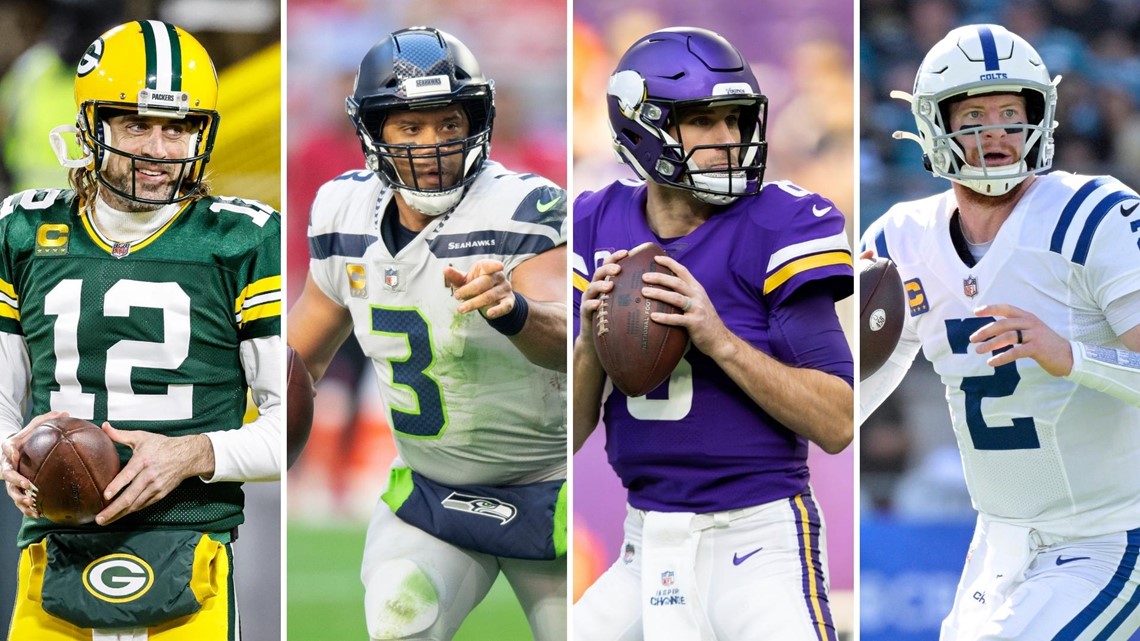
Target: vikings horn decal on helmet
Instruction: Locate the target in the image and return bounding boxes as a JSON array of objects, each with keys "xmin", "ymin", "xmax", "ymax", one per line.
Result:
[
  {"xmin": 65, "ymin": 20, "xmax": 220, "ymax": 205},
  {"xmin": 607, "ymin": 27, "xmax": 768, "ymax": 206},
  {"xmin": 891, "ymin": 24, "xmax": 1060, "ymax": 196},
  {"xmin": 346, "ymin": 27, "xmax": 495, "ymax": 216}
]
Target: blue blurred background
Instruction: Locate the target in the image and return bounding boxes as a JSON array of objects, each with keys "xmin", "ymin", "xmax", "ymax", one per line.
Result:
[{"xmin": 860, "ymin": 1, "xmax": 1140, "ymax": 640}]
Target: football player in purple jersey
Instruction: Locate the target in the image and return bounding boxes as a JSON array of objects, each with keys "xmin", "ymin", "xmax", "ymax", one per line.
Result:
[{"xmin": 573, "ymin": 27, "xmax": 853, "ymax": 640}]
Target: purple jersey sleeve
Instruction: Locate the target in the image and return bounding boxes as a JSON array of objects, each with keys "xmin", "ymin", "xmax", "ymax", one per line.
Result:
[{"xmin": 770, "ymin": 282, "xmax": 854, "ymax": 388}]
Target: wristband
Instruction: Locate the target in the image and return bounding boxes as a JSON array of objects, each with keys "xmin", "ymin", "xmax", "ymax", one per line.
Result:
[
  {"xmin": 485, "ymin": 292, "xmax": 529, "ymax": 336},
  {"xmin": 1065, "ymin": 340, "xmax": 1140, "ymax": 406}
]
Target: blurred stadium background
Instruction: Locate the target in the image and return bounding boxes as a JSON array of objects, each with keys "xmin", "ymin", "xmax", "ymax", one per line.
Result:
[
  {"xmin": 860, "ymin": 1, "xmax": 1140, "ymax": 640},
  {"xmin": 572, "ymin": 0, "xmax": 856, "ymax": 638},
  {"xmin": 0, "ymin": 0, "xmax": 280, "ymax": 638},
  {"xmin": 284, "ymin": 0, "xmax": 565, "ymax": 639}
]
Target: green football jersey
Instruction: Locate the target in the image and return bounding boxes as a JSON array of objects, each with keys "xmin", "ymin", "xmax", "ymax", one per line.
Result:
[{"xmin": 0, "ymin": 188, "xmax": 281, "ymax": 546}]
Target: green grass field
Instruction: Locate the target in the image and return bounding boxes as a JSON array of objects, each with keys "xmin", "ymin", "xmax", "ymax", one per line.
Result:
[{"xmin": 287, "ymin": 521, "xmax": 533, "ymax": 640}]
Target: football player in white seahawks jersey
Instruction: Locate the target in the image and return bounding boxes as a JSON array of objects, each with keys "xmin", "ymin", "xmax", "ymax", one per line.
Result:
[
  {"xmin": 861, "ymin": 24, "xmax": 1140, "ymax": 641},
  {"xmin": 288, "ymin": 27, "xmax": 567, "ymax": 641}
]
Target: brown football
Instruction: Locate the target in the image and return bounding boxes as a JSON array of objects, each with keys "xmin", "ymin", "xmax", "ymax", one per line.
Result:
[
  {"xmin": 17, "ymin": 417, "xmax": 120, "ymax": 525},
  {"xmin": 859, "ymin": 257, "xmax": 906, "ymax": 380},
  {"xmin": 594, "ymin": 243, "xmax": 689, "ymax": 397},
  {"xmin": 287, "ymin": 346, "xmax": 315, "ymax": 469}
]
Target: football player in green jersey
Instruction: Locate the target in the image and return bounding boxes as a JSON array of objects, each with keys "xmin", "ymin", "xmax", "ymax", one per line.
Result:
[{"xmin": 0, "ymin": 20, "xmax": 280, "ymax": 641}]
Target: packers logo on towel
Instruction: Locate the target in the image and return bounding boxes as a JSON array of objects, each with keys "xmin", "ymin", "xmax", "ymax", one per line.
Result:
[
  {"xmin": 82, "ymin": 554, "xmax": 154, "ymax": 603},
  {"xmin": 441, "ymin": 492, "xmax": 518, "ymax": 524}
]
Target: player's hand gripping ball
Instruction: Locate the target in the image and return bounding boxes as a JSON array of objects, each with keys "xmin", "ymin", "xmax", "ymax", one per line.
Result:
[
  {"xmin": 594, "ymin": 243, "xmax": 689, "ymax": 397},
  {"xmin": 287, "ymin": 346, "xmax": 315, "ymax": 469},
  {"xmin": 17, "ymin": 417, "xmax": 120, "ymax": 525},
  {"xmin": 860, "ymin": 257, "xmax": 906, "ymax": 380}
]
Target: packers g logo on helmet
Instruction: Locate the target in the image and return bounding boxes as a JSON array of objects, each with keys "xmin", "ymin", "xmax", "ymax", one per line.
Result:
[
  {"xmin": 76, "ymin": 39, "xmax": 103, "ymax": 78},
  {"xmin": 82, "ymin": 554, "xmax": 155, "ymax": 603}
]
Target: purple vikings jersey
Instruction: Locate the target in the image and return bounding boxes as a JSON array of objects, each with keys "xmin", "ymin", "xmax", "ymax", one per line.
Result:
[{"xmin": 573, "ymin": 180, "xmax": 853, "ymax": 512}]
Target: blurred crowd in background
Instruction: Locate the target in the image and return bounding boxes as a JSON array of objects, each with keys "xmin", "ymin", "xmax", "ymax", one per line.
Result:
[
  {"xmin": 0, "ymin": 0, "xmax": 281, "ymax": 637},
  {"xmin": 860, "ymin": 0, "xmax": 1140, "ymax": 523}
]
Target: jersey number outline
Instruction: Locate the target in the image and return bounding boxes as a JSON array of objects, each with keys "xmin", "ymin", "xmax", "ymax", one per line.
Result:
[
  {"xmin": 626, "ymin": 354, "xmax": 694, "ymax": 421},
  {"xmin": 46, "ymin": 279, "xmax": 193, "ymax": 421},
  {"xmin": 946, "ymin": 317, "xmax": 1040, "ymax": 450},
  {"xmin": 370, "ymin": 307, "xmax": 449, "ymax": 438}
]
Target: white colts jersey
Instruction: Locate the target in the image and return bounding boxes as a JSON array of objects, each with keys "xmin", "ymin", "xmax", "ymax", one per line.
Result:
[
  {"xmin": 863, "ymin": 172, "xmax": 1140, "ymax": 538},
  {"xmin": 308, "ymin": 162, "xmax": 568, "ymax": 486}
]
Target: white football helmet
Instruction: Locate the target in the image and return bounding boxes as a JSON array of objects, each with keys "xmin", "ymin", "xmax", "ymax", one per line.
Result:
[{"xmin": 891, "ymin": 24, "xmax": 1060, "ymax": 196}]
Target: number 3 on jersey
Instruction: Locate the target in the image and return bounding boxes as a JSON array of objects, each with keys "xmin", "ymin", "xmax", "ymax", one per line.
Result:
[
  {"xmin": 371, "ymin": 307, "xmax": 448, "ymax": 438},
  {"xmin": 946, "ymin": 317, "xmax": 1040, "ymax": 450}
]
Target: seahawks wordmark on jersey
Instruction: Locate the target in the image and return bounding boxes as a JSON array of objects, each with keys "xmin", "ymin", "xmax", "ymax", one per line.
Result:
[
  {"xmin": 0, "ymin": 188, "xmax": 281, "ymax": 546},
  {"xmin": 573, "ymin": 179, "xmax": 853, "ymax": 513},
  {"xmin": 862, "ymin": 172, "xmax": 1140, "ymax": 537},
  {"xmin": 308, "ymin": 162, "xmax": 567, "ymax": 486}
]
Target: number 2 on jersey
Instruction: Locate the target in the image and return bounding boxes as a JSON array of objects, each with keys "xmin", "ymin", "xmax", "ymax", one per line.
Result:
[
  {"xmin": 371, "ymin": 307, "xmax": 448, "ymax": 438},
  {"xmin": 946, "ymin": 317, "xmax": 1040, "ymax": 450}
]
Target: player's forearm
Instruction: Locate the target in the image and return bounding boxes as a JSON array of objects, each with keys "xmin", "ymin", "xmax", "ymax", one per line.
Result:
[
  {"xmin": 506, "ymin": 299, "xmax": 567, "ymax": 371},
  {"xmin": 715, "ymin": 333, "xmax": 853, "ymax": 454},
  {"xmin": 572, "ymin": 337, "xmax": 605, "ymax": 452}
]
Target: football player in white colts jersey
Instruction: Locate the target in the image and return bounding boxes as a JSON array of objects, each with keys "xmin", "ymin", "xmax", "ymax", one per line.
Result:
[
  {"xmin": 861, "ymin": 24, "xmax": 1140, "ymax": 641},
  {"xmin": 287, "ymin": 27, "xmax": 567, "ymax": 641}
]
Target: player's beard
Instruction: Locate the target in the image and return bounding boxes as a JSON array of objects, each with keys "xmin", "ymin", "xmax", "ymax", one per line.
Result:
[{"xmin": 100, "ymin": 156, "xmax": 184, "ymax": 212}]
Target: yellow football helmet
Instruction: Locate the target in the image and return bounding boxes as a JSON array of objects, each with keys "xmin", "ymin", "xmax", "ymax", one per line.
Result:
[{"xmin": 71, "ymin": 20, "xmax": 220, "ymax": 204}]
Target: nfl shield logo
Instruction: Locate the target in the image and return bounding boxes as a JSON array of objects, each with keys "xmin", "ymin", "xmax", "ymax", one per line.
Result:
[
  {"xmin": 661, "ymin": 571, "xmax": 674, "ymax": 587},
  {"xmin": 384, "ymin": 267, "xmax": 399, "ymax": 290},
  {"xmin": 111, "ymin": 242, "xmax": 130, "ymax": 258},
  {"xmin": 623, "ymin": 543, "xmax": 635, "ymax": 565},
  {"xmin": 963, "ymin": 275, "xmax": 978, "ymax": 298}
]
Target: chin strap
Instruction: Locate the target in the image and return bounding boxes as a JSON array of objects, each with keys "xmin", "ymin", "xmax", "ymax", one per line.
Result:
[
  {"xmin": 49, "ymin": 125, "xmax": 93, "ymax": 169},
  {"xmin": 1066, "ymin": 340, "xmax": 1140, "ymax": 407}
]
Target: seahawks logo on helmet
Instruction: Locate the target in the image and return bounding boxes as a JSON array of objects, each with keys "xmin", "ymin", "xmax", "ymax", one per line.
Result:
[
  {"xmin": 77, "ymin": 38, "xmax": 103, "ymax": 77},
  {"xmin": 441, "ymin": 492, "xmax": 518, "ymax": 524}
]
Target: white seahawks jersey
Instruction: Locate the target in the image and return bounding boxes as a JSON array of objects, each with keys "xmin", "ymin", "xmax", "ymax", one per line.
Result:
[
  {"xmin": 308, "ymin": 162, "xmax": 567, "ymax": 486},
  {"xmin": 863, "ymin": 172, "xmax": 1140, "ymax": 537}
]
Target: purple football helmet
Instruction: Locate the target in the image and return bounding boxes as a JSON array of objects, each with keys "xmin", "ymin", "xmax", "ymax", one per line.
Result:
[{"xmin": 608, "ymin": 27, "xmax": 768, "ymax": 205}]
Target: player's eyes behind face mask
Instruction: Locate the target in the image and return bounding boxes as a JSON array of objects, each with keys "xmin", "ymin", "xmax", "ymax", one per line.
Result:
[
  {"xmin": 64, "ymin": 20, "xmax": 221, "ymax": 206},
  {"xmin": 891, "ymin": 24, "xmax": 1060, "ymax": 197},
  {"xmin": 347, "ymin": 27, "xmax": 495, "ymax": 217},
  {"xmin": 607, "ymin": 27, "xmax": 769, "ymax": 206}
]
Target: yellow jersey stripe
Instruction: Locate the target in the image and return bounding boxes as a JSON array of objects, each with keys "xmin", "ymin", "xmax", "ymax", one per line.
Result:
[
  {"xmin": 0, "ymin": 279, "xmax": 15, "ymax": 300},
  {"xmin": 794, "ymin": 494, "xmax": 828, "ymax": 641},
  {"xmin": 0, "ymin": 304, "xmax": 19, "ymax": 321},
  {"xmin": 573, "ymin": 272, "xmax": 590, "ymax": 293},
  {"xmin": 233, "ymin": 276, "xmax": 283, "ymax": 314},
  {"xmin": 763, "ymin": 251, "xmax": 852, "ymax": 296}
]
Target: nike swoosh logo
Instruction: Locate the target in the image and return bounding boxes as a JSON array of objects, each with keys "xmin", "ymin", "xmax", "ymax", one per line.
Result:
[
  {"xmin": 812, "ymin": 205, "xmax": 832, "ymax": 217},
  {"xmin": 1121, "ymin": 202, "xmax": 1139, "ymax": 217},
  {"xmin": 1056, "ymin": 556, "xmax": 1091, "ymax": 566},
  {"xmin": 732, "ymin": 547, "xmax": 763, "ymax": 566},
  {"xmin": 536, "ymin": 196, "xmax": 563, "ymax": 213}
]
